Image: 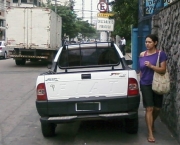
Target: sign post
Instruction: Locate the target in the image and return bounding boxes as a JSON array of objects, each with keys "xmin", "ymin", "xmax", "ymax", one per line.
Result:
[
  {"xmin": 96, "ymin": 18, "xmax": 114, "ymax": 31},
  {"xmin": 97, "ymin": 0, "xmax": 114, "ymax": 41}
]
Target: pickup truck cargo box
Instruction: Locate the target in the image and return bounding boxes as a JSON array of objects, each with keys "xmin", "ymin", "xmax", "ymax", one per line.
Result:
[{"xmin": 6, "ymin": 7, "xmax": 62, "ymax": 50}]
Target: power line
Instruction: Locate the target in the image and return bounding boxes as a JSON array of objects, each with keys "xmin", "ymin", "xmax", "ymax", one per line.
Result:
[
  {"xmin": 77, "ymin": 16, "xmax": 97, "ymax": 18},
  {"xmin": 74, "ymin": 9, "xmax": 98, "ymax": 13}
]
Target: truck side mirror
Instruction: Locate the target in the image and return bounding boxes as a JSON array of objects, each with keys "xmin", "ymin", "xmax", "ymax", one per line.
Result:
[{"xmin": 126, "ymin": 60, "xmax": 133, "ymax": 65}]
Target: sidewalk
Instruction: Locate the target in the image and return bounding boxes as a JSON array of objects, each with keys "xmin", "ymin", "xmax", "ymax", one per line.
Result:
[{"xmin": 125, "ymin": 53, "xmax": 132, "ymax": 60}]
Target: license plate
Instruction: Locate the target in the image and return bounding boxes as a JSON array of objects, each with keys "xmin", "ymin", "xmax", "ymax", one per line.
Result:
[{"xmin": 75, "ymin": 102, "xmax": 101, "ymax": 111}]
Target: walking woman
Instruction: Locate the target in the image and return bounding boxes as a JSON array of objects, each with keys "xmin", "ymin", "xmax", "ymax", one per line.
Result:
[{"xmin": 139, "ymin": 34, "xmax": 168, "ymax": 143}]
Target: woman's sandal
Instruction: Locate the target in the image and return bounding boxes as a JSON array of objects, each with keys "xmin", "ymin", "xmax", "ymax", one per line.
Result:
[{"xmin": 147, "ymin": 137, "xmax": 155, "ymax": 143}]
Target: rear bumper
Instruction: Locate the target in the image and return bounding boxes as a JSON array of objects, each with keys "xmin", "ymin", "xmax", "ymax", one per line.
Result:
[
  {"xmin": 36, "ymin": 95, "xmax": 140, "ymax": 123},
  {"xmin": 9, "ymin": 54, "xmax": 48, "ymax": 59},
  {"xmin": 40, "ymin": 112, "xmax": 138, "ymax": 124}
]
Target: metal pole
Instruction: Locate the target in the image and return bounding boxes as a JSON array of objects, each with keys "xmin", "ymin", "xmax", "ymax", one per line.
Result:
[
  {"xmin": 18, "ymin": 0, "xmax": 21, "ymax": 6},
  {"xmin": 106, "ymin": 0, "xmax": 109, "ymax": 12},
  {"xmin": 91, "ymin": 0, "xmax": 92, "ymax": 24},
  {"xmin": 55, "ymin": 0, "xmax": 57, "ymax": 49},
  {"xmin": 55, "ymin": 0, "xmax": 57, "ymax": 13},
  {"xmin": 82, "ymin": 0, "xmax": 84, "ymax": 20},
  {"xmin": 106, "ymin": 0, "xmax": 109, "ymax": 41},
  {"xmin": 4, "ymin": 0, "xmax": 6, "ymax": 41}
]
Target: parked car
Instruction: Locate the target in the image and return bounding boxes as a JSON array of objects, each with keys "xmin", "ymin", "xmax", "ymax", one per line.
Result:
[
  {"xmin": 35, "ymin": 42, "xmax": 140, "ymax": 137},
  {"xmin": 70, "ymin": 40, "xmax": 76, "ymax": 44},
  {"xmin": 0, "ymin": 41, "xmax": 7, "ymax": 59}
]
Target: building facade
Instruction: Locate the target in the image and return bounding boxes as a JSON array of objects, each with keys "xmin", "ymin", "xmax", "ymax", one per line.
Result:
[{"xmin": 0, "ymin": 0, "xmax": 10, "ymax": 40}]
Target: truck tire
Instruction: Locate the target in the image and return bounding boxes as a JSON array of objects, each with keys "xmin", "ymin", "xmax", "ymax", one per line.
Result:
[
  {"xmin": 21, "ymin": 59, "xmax": 26, "ymax": 65},
  {"xmin": 3, "ymin": 52, "xmax": 7, "ymax": 59},
  {"xmin": 125, "ymin": 115, "xmax": 138, "ymax": 134},
  {"xmin": 30, "ymin": 59, "xmax": 38, "ymax": 62},
  {"xmin": 15, "ymin": 60, "xmax": 21, "ymax": 65},
  {"xmin": 15, "ymin": 59, "xmax": 26, "ymax": 65},
  {"xmin": 41, "ymin": 123, "xmax": 56, "ymax": 137}
]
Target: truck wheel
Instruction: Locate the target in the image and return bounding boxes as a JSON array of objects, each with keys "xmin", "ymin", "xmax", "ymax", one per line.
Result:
[
  {"xmin": 15, "ymin": 60, "xmax": 21, "ymax": 65},
  {"xmin": 3, "ymin": 52, "xmax": 7, "ymax": 59},
  {"xmin": 21, "ymin": 59, "xmax": 26, "ymax": 65},
  {"xmin": 125, "ymin": 116, "xmax": 138, "ymax": 134},
  {"xmin": 15, "ymin": 59, "xmax": 26, "ymax": 65},
  {"xmin": 41, "ymin": 123, "xmax": 56, "ymax": 137},
  {"xmin": 30, "ymin": 59, "xmax": 38, "ymax": 62}
]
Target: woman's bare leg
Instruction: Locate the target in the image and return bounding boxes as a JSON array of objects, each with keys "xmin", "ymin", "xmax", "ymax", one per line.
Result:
[
  {"xmin": 152, "ymin": 107, "xmax": 161, "ymax": 131},
  {"xmin": 145, "ymin": 107, "xmax": 155, "ymax": 141}
]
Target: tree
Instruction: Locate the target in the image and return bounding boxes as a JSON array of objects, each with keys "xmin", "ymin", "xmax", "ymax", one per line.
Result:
[
  {"xmin": 45, "ymin": 3, "xmax": 96, "ymax": 40},
  {"xmin": 54, "ymin": 5, "xmax": 78, "ymax": 39},
  {"xmin": 76, "ymin": 20, "xmax": 96, "ymax": 39},
  {"xmin": 110, "ymin": 0, "xmax": 138, "ymax": 40}
]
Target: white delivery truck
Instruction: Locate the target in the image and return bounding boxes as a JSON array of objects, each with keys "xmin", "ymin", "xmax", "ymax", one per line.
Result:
[{"xmin": 6, "ymin": 7, "xmax": 62, "ymax": 65}]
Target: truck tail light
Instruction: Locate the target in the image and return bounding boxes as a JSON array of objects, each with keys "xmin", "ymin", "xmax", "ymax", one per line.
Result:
[
  {"xmin": 0, "ymin": 47, "xmax": 2, "ymax": 50},
  {"xmin": 36, "ymin": 83, "xmax": 47, "ymax": 101},
  {"xmin": 128, "ymin": 78, "xmax": 139, "ymax": 96}
]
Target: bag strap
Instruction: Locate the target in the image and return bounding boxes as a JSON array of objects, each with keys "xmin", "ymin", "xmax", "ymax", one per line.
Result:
[
  {"xmin": 144, "ymin": 51, "xmax": 147, "ymax": 56},
  {"xmin": 156, "ymin": 51, "xmax": 161, "ymax": 67}
]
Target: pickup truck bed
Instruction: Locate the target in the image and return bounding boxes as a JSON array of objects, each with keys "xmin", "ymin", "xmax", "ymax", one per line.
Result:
[{"xmin": 35, "ymin": 42, "xmax": 140, "ymax": 137}]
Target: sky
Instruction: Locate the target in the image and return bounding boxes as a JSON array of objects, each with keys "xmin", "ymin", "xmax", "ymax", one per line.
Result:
[
  {"xmin": 74, "ymin": 0, "xmax": 113, "ymax": 25},
  {"xmin": 74, "ymin": 0, "xmax": 99, "ymax": 24}
]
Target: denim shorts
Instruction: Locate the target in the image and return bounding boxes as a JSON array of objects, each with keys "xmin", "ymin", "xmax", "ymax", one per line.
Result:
[{"xmin": 140, "ymin": 84, "xmax": 164, "ymax": 108}]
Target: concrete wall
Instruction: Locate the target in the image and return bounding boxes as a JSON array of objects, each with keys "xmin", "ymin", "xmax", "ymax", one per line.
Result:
[{"xmin": 152, "ymin": 1, "xmax": 180, "ymax": 143}]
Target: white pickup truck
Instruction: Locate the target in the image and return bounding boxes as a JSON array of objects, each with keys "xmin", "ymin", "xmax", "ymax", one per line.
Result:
[{"xmin": 35, "ymin": 42, "xmax": 140, "ymax": 137}]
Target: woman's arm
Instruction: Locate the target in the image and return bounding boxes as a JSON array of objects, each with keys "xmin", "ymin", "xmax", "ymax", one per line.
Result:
[{"xmin": 150, "ymin": 61, "xmax": 166, "ymax": 74}]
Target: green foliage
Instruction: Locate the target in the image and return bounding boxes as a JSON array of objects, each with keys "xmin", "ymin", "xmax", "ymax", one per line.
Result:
[
  {"xmin": 44, "ymin": 3, "xmax": 96, "ymax": 40},
  {"xmin": 76, "ymin": 20, "xmax": 96, "ymax": 38},
  {"xmin": 55, "ymin": 5, "xmax": 78, "ymax": 38},
  {"xmin": 125, "ymin": 40, "xmax": 131, "ymax": 53},
  {"xmin": 111, "ymin": 0, "xmax": 138, "ymax": 40}
]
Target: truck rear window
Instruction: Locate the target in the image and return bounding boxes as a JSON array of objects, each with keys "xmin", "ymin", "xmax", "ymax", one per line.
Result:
[{"xmin": 58, "ymin": 45, "xmax": 120, "ymax": 67}]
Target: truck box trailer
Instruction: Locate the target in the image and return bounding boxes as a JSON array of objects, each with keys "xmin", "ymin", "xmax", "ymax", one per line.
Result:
[{"xmin": 6, "ymin": 7, "xmax": 62, "ymax": 65}]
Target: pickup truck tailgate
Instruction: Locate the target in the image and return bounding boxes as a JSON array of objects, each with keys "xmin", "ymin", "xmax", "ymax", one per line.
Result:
[{"xmin": 44, "ymin": 70, "xmax": 128, "ymax": 100}]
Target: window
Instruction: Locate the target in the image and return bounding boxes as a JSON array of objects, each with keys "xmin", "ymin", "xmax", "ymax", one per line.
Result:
[
  {"xmin": 21, "ymin": 0, "xmax": 27, "ymax": 3},
  {"xmin": 13, "ymin": 0, "xmax": 18, "ymax": 3},
  {"xmin": 58, "ymin": 45, "xmax": 120, "ymax": 68}
]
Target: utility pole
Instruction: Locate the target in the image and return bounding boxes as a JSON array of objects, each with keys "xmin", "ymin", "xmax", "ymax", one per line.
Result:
[
  {"xmin": 90, "ymin": 0, "xmax": 92, "ymax": 24},
  {"xmin": 18, "ymin": 0, "xmax": 21, "ymax": 6},
  {"xmin": 82, "ymin": 0, "xmax": 84, "ymax": 20},
  {"xmin": 4, "ymin": 0, "xmax": 6, "ymax": 40},
  {"xmin": 55, "ymin": 0, "xmax": 57, "ymax": 13}
]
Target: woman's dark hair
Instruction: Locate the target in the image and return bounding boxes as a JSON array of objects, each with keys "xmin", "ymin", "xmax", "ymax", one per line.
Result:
[
  {"xmin": 145, "ymin": 34, "xmax": 158, "ymax": 47},
  {"xmin": 145, "ymin": 34, "xmax": 158, "ymax": 42}
]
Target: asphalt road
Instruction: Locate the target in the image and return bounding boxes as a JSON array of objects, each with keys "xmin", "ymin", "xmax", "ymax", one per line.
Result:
[{"xmin": 0, "ymin": 58, "xmax": 179, "ymax": 145}]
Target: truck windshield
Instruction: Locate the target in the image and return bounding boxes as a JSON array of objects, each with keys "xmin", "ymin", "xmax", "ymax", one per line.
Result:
[{"xmin": 58, "ymin": 45, "xmax": 120, "ymax": 67}]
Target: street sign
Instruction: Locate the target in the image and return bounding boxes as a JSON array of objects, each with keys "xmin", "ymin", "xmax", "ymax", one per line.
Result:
[
  {"xmin": 96, "ymin": 18, "xmax": 115, "ymax": 31},
  {"xmin": 97, "ymin": 2, "xmax": 108, "ymax": 12},
  {"xmin": 97, "ymin": 13, "xmax": 114, "ymax": 18},
  {"xmin": 145, "ymin": 0, "xmax": 173, "ymax": 15}
]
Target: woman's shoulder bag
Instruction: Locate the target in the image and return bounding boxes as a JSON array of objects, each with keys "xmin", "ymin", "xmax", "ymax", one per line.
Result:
[{"xmin": 152, "ymin": 51, "xmax": 170, "ymax": 95}]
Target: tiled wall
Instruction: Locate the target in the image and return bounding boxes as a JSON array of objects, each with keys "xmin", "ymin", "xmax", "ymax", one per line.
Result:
[{"xmin": 152, "ymin": 1, "xmax": 180, "ymax": 143}]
